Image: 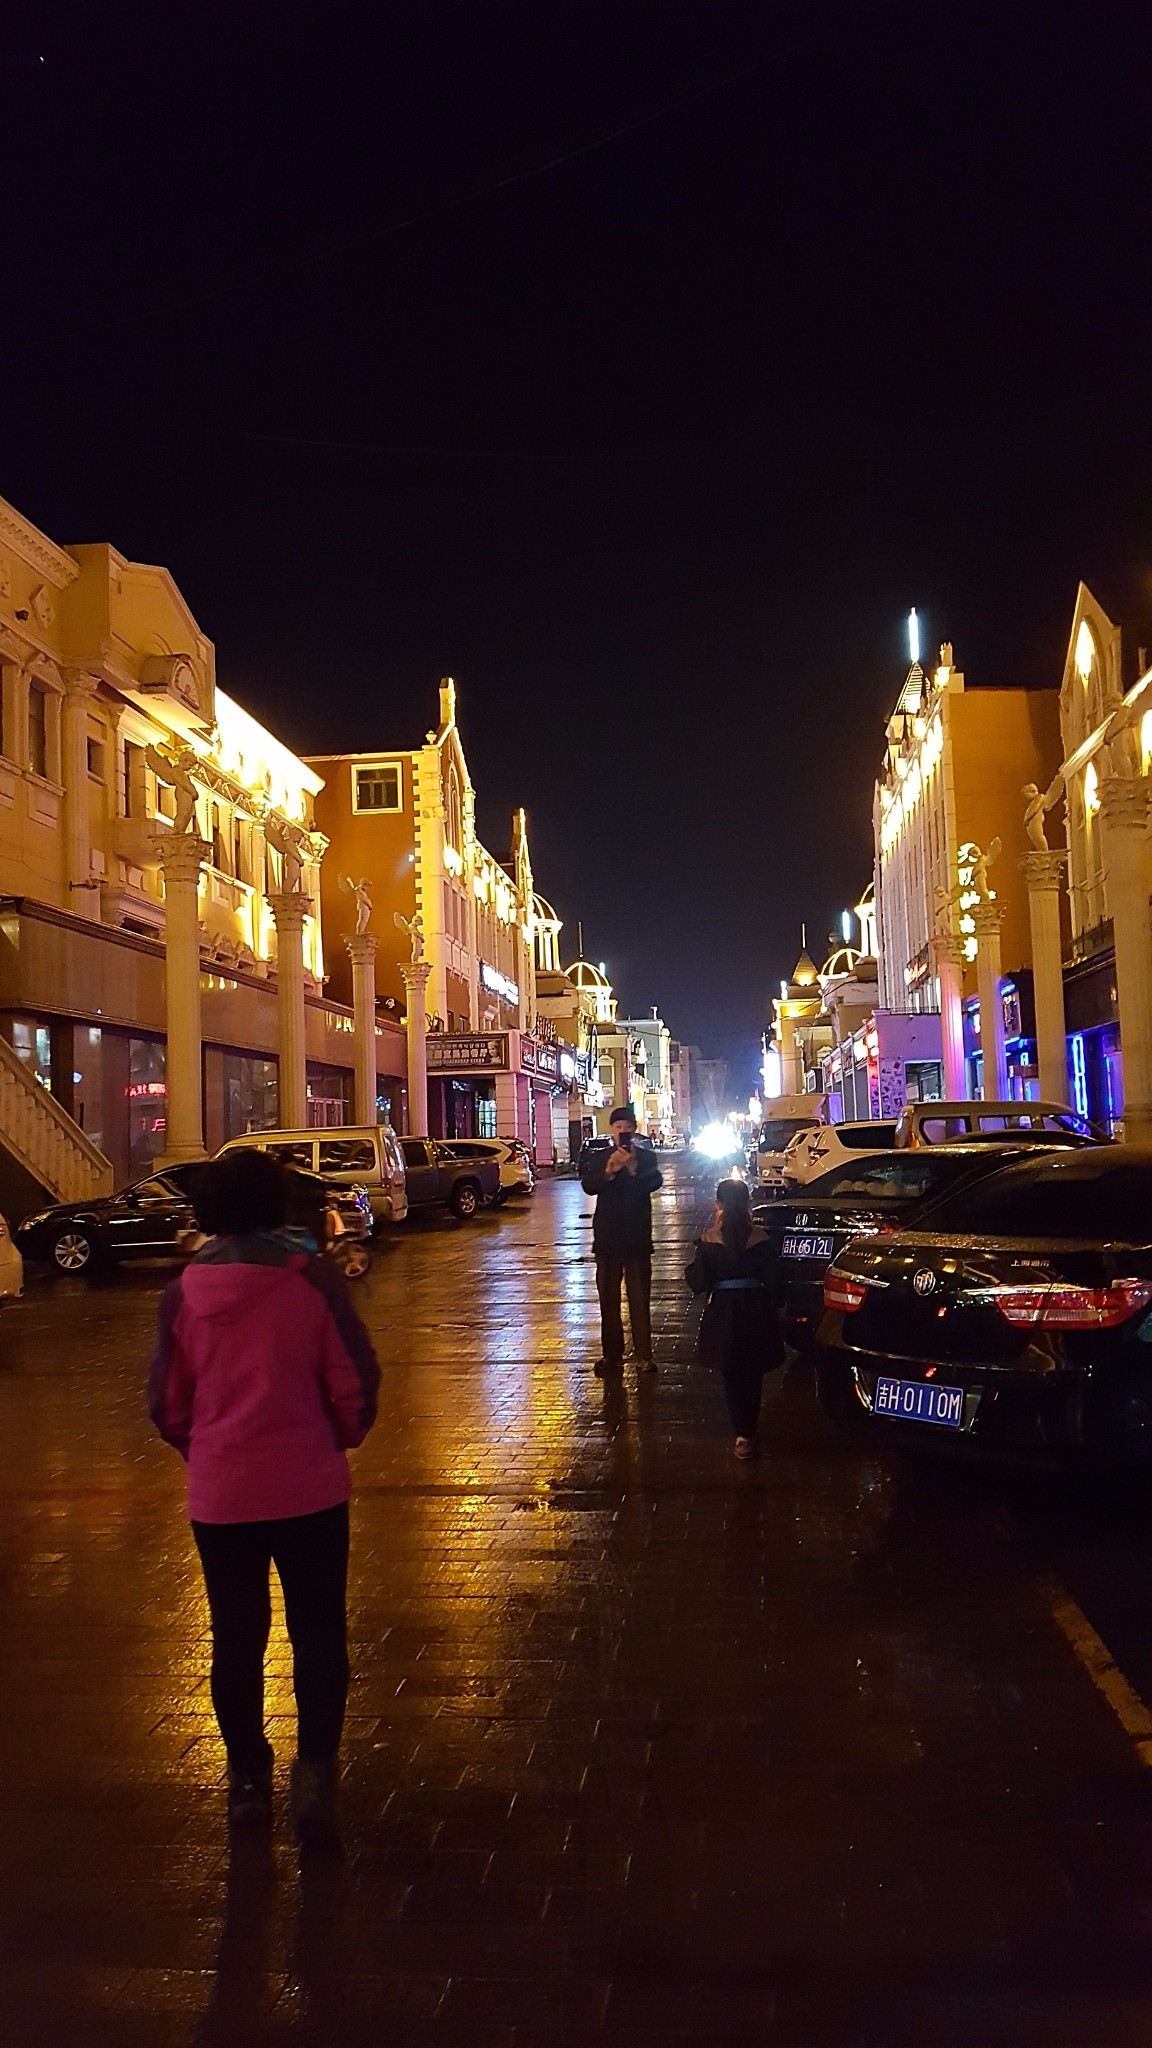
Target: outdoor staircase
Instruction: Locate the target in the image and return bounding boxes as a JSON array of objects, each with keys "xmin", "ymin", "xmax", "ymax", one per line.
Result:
[{"xmin": 0, "ymin": 1033, "xmax": 114, "ymax": 1205}]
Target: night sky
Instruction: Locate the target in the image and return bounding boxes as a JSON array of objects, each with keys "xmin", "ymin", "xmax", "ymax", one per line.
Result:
[{"xmin": 5, "ymin": 2, "xmax": 1151, "ymax": 1092}]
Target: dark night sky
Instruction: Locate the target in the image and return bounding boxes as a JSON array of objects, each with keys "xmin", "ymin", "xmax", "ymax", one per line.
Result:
[{"xmin": 4, "ymin": 2, "xmax": 1151, "ymax": 1090}]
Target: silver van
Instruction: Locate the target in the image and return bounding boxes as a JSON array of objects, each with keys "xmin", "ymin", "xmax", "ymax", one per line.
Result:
[{"xmin": 216, "ymin": 1125, "xmax": 408, "ymax": 1223}]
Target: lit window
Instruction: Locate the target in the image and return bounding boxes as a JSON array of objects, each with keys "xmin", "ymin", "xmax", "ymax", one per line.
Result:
[
  {"xmin": 27, "ymin": 682, "xmax": 48, "ymax": 779},
  {"xmin": 1084, "ymin": 759, "xmax": 1099, "ymax": 816},
  {"xmin": 353, "ymin": 762, "xmax": 402, "ymax": 813},
  {"xmin": 1075, "ymin": 620, "xmax": 1095, "ymax": 684}
]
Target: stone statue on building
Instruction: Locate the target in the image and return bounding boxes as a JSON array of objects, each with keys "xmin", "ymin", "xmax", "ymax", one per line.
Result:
[
  {"xmin": 393, "ymin": 910, "xmax": 425, "ymax": 963},
  {"xmin": 341, "ymin": 875, "xmax": 373, "ymax": 934},
  {"xmin": 1022, "ymin": 775, "xmax": 1064, "ymax": 852},
  {"xmin": 969, "ymin": 838, "xmax": 1000, "ymax": 901},
  {"xmin": 266, "ymin": 820, "xmax": 303, "ymax": 892},
  {"xmin": 145, "ymin": 744, "xmax": 201, "ymax": 833}
]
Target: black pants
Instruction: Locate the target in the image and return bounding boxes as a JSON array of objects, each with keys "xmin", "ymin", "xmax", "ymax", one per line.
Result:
[
  {"xmin": 595, "ymin": 1251, "xmax": 653, "ymax": 1365},
  {"xmin": 721, "ymin": 1364, "xmax": 763, "ymax": 1436},
  {"xmin": 192, "ymin": 1502, "xmax": 350, "ymax": 1774}
]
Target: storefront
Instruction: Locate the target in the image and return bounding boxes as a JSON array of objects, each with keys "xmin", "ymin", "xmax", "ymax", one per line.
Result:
[
  {"xmin": 425, "ymin": 1026, "xmax": 585, "ymax": 1161},
  {"xmin": 822, "ymin": 1010, "xmax": 943, "ymax": 1122},
  {"xmin": 962, "ymin": 974, "xmax": 1042, "ymax": 1103},
  {"xmin": 1064, "ymin": 951, "xmax": 1121, "ymax": 1131}
]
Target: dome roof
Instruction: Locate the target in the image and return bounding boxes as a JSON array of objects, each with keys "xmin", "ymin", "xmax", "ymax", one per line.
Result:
[
  {"xmin": 533, "ymin": 892, "xmax": 560, "ymax": 926},
  {"xmin": 791, "ymin": 948, "xmax": 819, "ymax": 988},
  {"xmin": 819, "ymin": 945, "xmax": 861, "ymax": 981},
  {"xmin": 565, "ymin": 958, "xmax": 611, "ymax": 990}
]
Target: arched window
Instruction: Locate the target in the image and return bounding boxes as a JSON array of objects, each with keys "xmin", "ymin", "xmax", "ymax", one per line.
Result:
[{"xmin": 445, "ymin": 765, "xmax": 463, "ymax": 852}]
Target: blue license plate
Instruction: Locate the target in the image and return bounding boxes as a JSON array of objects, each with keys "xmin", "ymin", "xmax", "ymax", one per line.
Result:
[
  {"xmin": 873, "ymin": 1376, "xmax": 964, "ymax": 1428},
  {"xmin": 782, "ymin": 1232, "xmax": 836, "ymax": 1260}
]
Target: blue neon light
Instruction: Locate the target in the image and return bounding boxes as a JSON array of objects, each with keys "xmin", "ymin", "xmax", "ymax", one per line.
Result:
[{"xmin": 1070, "ymin": 1034, "xmax": 1088, "ymax": 1120}]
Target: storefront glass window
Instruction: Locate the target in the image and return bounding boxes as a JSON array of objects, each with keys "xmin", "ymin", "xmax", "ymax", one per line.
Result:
[
  {"xmin": 127, "ymin": 1037, "xmax": 167, "ymax": 1176},
  {"xmin": 219, "ymin": 1051, "xmax": 278, "ymax": 1142},
  {"xmin": 306, "ymin": 1062, "xmax": 353, "ymax": 1128},
  {"xmin": 476, "ymin": 1093, "xmax": 497, "ymax": 1139},
  {"xmin": 73, "ymin": 1025, "xmax": 105, "ymax": 1151},
  {"xmin": 10, "ymin": 1017, "xmax": 52, "ymax": 1090}
]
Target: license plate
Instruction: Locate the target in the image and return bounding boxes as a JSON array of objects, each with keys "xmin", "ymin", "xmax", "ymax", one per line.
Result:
[
  {"xmin": 873, "ymin": 1376, "xmax": 964, "ymax": 1428},
  {"xmin": 781, "ymin": 1232, "xmax": 836, "ymax": 1261}
]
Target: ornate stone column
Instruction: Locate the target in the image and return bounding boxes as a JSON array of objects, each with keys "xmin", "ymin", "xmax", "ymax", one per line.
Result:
[
  {"xmin": 268, "ymin": 892, "xmax": 309, "ymax": 1129},
  {"xmin": 62, "ymin": 671, "xmax": 100, "ymax": 911},
  {"xmin": 777, "ymin": 1010, "xmax": 802, "ymax": 1094},
  {"xmin": 1019, "ymin": 851, "xmax": 1069, "ymax": 1105},
  {"xmin": 345, "ymin": 931, "xmax": 381, "ymax": 1125},
  {"xmin": 1099, "ymin": 776, "xmax": 1152, "ymax": 1143},
  {"xmin": 930, "ymin": 933, "xmax": 968, "ymax": 1098},
  {"xmin": 153, "ymin": 831, "xmax": 210, "ymax": 1164},
  {"xmin": 400, "ymin": 959, "xmax": 432, "ymax": 1135},
  {"xmin": 971, "ymin": 900, "xmax": 1009, "ymax": 1101}
]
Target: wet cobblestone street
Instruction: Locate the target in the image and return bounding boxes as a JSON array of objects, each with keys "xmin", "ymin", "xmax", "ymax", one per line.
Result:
[{"xmin": 4, "ymin": 1161, "xmax": 1152, "ymax": 2045}]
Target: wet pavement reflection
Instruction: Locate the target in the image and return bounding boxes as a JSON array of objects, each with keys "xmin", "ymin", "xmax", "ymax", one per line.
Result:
[{"xmin": 3, "ymin": 1161, "xmax": 1152, "ymax": 2043}]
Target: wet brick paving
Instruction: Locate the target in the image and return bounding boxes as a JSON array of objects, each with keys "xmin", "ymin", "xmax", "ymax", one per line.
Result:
[{"xmin": 3, "ymin": 1161, "xmax": 1152, "ymax": 2044}]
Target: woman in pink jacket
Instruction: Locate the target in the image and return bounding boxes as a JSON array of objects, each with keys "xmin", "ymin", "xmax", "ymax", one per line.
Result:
[{"xmin": 149, "ymin": 1150, "xmax": 380, "ymax": 1846}]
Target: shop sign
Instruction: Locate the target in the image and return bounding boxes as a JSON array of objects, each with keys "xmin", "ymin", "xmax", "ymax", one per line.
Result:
[
  {"xmin": 520, "ymin": 1035, "xmax": 537, "ymax": 1071},
  {"xmin": 536, "ymin": 1042, "xmax": 558, "ymax": 1079},
  {"xmin": 427, "ymin": 1033, "xmax": 510, "ymax": 1072},
  {"xmin": 480, "ymin": 960, "xmax": 519, "ymax": 1005}
]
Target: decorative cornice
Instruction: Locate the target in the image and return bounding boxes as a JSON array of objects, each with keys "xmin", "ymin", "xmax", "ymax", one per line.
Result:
[
  {"xmin": 0, "ymin": 497, "xmax": 79, "ymax": 589},
  {"xmin": 1018, "ymin": 850, "xmax": 1068, "ymax": 890}
]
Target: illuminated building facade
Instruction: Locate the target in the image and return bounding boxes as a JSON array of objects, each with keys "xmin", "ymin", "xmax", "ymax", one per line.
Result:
[
  {"xmin": 874, "ymin": 640, "xmax": 1059, "ymax": 1102},
  {"xmin": 1055, "ymin": 584, "xmax": 1152, "ymax": 1135},
  {"xmin": 0, "ymin": 491, "xmax": 396, "ymax": 1202},
  {"xmin": 311, "ymin": 681, "xmax": 580, "ymax": 1155}
]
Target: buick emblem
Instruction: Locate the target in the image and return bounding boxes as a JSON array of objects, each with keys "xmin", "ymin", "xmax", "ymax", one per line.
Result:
[{"xmin": 912, "ymin": 1268, "xmax": 938, "ymax": 1297}]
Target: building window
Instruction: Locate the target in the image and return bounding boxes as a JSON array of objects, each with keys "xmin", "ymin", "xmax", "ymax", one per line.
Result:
[
  {"xmin": 353, "ymin": 762, "xmax": 402, "ymax": 814},
  {"xmin": 445, "ymin": 765, "xmax": 463, "ymax": 850},
  {"xmin": 86, "ymin": 735, "xmax": 105, "ymax": 781},
  {"xmin": 27, "ymin": 682, "xmax": 48, "ymax": 779},
  {"xmin": 123, "ymin": 741, "xmax": 146, "ymax": 817}
]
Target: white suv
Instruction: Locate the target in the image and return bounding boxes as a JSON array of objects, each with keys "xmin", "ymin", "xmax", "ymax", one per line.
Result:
[
  {"xmin": 782, "ymin": 1120, "xmax": 899, "ymax": 1186},
  {"xmin": 438, "ymin": 1137, "xmax": 535, "ymax": 1203}
]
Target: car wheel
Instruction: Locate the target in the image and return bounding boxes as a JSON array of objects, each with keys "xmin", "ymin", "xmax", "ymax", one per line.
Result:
[
  {"xmin": 50, "ymin": 1224, "xmax": 100, "ymax": 1274},
  {"xmin": 450, "ymin": 1181, "xmax": 480, "ymax": 1220}
]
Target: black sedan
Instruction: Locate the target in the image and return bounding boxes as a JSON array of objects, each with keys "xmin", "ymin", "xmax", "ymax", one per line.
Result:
[
  {"xmin": 815, "ymin": 1145, "xmax": 1152, "ymax": 1467},
  {"xmin": 16, "ymin": 1165, "xmax": 372, "ymax": 1275},
  {"xmin": 755, "ymin": 1145, "xmax": 1068, "ymax": 1349}
]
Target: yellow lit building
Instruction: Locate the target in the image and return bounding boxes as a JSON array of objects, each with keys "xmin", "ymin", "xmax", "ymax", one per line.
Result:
[{"xmin": 0, "ymin": 490, "xmax": 403, "ymax": 1200}]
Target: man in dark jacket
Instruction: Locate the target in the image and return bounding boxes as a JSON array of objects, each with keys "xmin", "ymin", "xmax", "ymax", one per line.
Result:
[{"xmin": 579, "ymin": 1105, "xmax": 663, "ymax": 1376}]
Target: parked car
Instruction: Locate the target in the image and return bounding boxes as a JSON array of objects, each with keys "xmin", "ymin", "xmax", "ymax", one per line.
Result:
[
  {"xmin": 216, "ymin": 1124, "xmax": 408, "ymax": 1223},
  {"xmin": 438, "ymin": 1137, "xmax": 535, "ymax": 1203},
  {"xmin": 815, "ymin": 1145, "xmax": 1152, "ymax": 1467},
  {"xmin": 17, "ymin": 1163, "xmax": 372, "ymax": 1275},
  {"xmin": 0, "ymin": 1213, "xmax": 24, "ymax": 1299},
  {"xmin": 754, "ymin": 1112, "xmax": 825, "ymax": 1190},
  {"xmin": 781, "ymin": 1119, "xmax": 898, "ymax": 1186},
  {"xmin": 893, "ymin": 1099, "xmax": 1105, "ymax": 1149},
  {"xmin": 398, "ymin": 1137, "xmax": 501, "ymax": 1219},
  {"xmin": 758, "ymin": 1144, "xmax": 1064, "ymax": 1349}
]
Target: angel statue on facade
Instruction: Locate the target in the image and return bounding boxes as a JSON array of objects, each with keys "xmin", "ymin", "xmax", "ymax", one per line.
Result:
[
  {"xmin": 1022, "ymin": 775, "xmax": 1064, "ymax": 852},
  {"xmin": 340, "ymin": 875, "xmax": 373, "ymax": 934},
  {"xmin": 145, "ymin": 744, "xmax": 201, "ymax": 833},
  {"xmin": 393, "ymin": 910, "xmax": 425, "ymax": 962},
  {"xmin": 969, "ymin": 838, "xmax": 1000, "ymax": 901},
  {"xmin": 266, "ymin": 820, "xmax": 303, "ymax": 892}
]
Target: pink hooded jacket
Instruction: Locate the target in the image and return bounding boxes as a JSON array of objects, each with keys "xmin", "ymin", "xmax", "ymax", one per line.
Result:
[{"xmin": 149, "ymin": 1235, "xmax": 380, "ymax": 1524}]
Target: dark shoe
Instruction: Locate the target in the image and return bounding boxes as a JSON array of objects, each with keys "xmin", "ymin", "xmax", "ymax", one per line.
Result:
[
  {"xmin": 290, "ymin": 1756, "xmax": 341, "ymax": 1852},
  {"xmin": 594, "ymin": 1359, "xmax": 623, "ymax": 1378},
  {"xmin": 227, "ymin": 1757, "xmax": 273, "ymax": 1827},
  {"xmin": 634, "ymin": 1357, "xmax": 657, "ymax": 1374}
]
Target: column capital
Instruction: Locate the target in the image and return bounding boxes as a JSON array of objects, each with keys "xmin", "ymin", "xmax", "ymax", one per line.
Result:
[
  {"xmin": 1098, "ymin": 774, "xmax": 1150, "ymax": 832},
  {"xmin": 344, "ymin": 930, "xmax": 381, "ymax": 967},
  {"xmin": 400, "ymin": 959, "xmax": 433, "ymax": 997},
  {"xmin": 61, "ymin": 667, "xmax": 101, "ymax": 702},
  {"xmin": 151, "ymin": 830, "xmax": 210, "ymax": 883},
  {"xmin": 971, "ymin": 899, "xmax": 1006, "ymax": 939},
  {"xmin": 929, "ymin": 933, "xmax": 966, "ymax": 971},
  {"xmin": 266, "ymin": 889, "xmax": 310, "ymax": 934},
  {"xmin": 1018, "ymin": 850, "xmax": 1068, "ymax": 892}
]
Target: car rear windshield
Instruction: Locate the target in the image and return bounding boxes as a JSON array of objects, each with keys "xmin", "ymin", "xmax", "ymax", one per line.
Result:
[
  {"xmin": 916, "ymin": 1156, "xmax": 1152, "ymax": 1241},
  {"xmin": 759, "ymin": 1119, "xmax": 818, "ymax": 1151},
  {"xmin": 837, "ymin": 1123, "xmax": 897, "ymax": 1148},
  {"xmin": 803, "ymin": 1152, "xmax": 1000, "ymax": 1203}
]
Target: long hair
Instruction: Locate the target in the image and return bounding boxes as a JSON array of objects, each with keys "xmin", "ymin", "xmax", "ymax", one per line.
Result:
[{"xmin": 715, "ymin": 1177, "xmax": 754, "ymax": 1252}]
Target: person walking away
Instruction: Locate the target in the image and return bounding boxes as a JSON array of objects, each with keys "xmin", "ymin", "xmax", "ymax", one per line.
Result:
[
  {"xmin": 148, "ymin": 1151, "xmax": 380, "ymax": 1846},
  {"xmin": 580, "ymin": 1106, "xmax": 663, "ymax": 1376},
  {"xmin": 685, "ymin": 1179, "xmax": 783, "ymax": 1457}
]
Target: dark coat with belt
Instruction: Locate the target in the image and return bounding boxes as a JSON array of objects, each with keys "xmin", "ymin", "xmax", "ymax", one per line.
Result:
[{"xmin": 684, "ymin": 1227, "xmax": 785, "ymax": 1376}]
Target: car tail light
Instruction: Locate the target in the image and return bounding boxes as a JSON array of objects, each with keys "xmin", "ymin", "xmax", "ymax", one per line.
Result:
[
  {"xmin": 987, "ymin": 1279, "xmax": 1152, "ymax": 1329},
  {"xmin": 824, "ymin": 1271, "xmax": 869, "ymax": 1312}
]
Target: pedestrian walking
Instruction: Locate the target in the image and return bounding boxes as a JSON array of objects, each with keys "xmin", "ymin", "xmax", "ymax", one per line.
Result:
[
  {"xmin": 148, "ymin": 1150, "xmax": 380, "ymax": 1846},
  {"xmin": 685, "ymin": 1178, "xmax": 784, "ymax": 1457},
  {"xmin": 580, "ymin": 1105, "xmax": 663, "ymax": 1375}
]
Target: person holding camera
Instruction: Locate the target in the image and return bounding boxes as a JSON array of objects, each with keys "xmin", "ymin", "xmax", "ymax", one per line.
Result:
[{"xmin": 579, "ymin": 1105, "xmax": 663, "ymax": 1376}]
